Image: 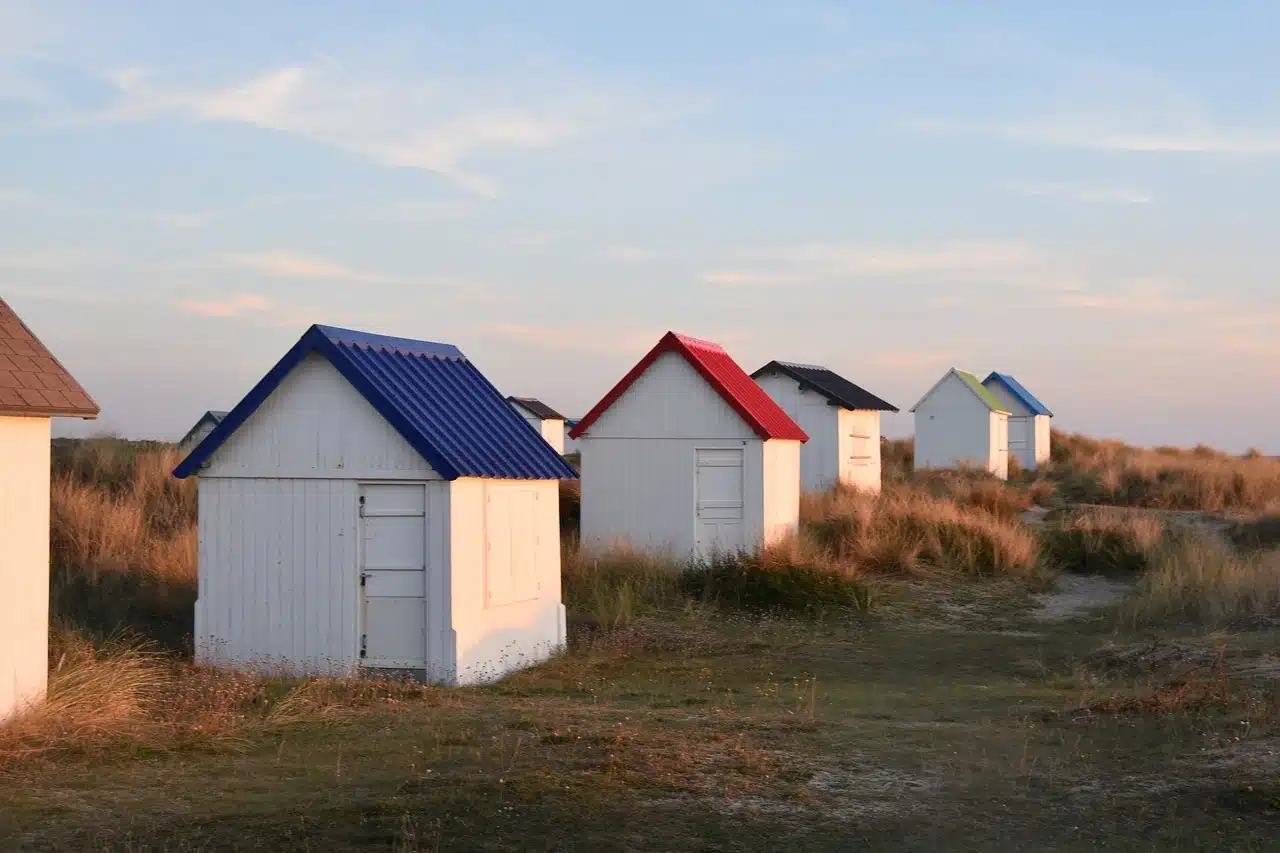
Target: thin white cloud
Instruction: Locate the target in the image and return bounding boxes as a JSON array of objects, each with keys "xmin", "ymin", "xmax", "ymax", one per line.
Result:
[
  {"xmin": 1013, "ymin": 183, "xmax": 1152, "ymax": 205},
  {"xmin": 479, "ymin": 321, "xmax": 666, "ymax": 356},
  {"xmin": 94, "ymin": 63, "xmax": 675, "ymax": 196},
  {"xmin": 0, "ymin": 187, "xmax": 32, "ymax": 203},
  {"xmin": 177, "ymin": 293, "xmax": 272, "ymax": 318},
  {"xmin": 702, "ymin": 241, "xmax": 1064, "ymax": 290},
  {"xmin": 0, "ymin": 249, "xmax": 96, "ymax": 271},
  {"xmin": 701, "ymin": 270, "xmax": 801, "ymax": 286},
  {"xmin": 1054, "ymin": 282, "xmax": 1216, "ymax": 315},
  {"xmin": 602, "ymin": 246, "xmax": 676, "ymax": 263},
  {"xmin": 223, "ymin": 250, "xmax": 414, "ymax": 285},
  {"xmin": 913, "ymin": 117, "xmax": 1280, "ymax": 156}
]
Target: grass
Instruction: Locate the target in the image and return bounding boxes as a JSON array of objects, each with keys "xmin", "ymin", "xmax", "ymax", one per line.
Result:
[
  {"xmin": 1123, "ymin": 537, "xmax": 1280, "ymax": 630},
  {"xmin": 1042, "ymin": 430, "xmax": 1280, "ymax": 513},
  {"xmin": 1039, "ymin": 507, "xmax": 1169, "ymax": 577},
  {"xmin": 10, "ymin": 437, "xmax": 1280, "ymax": 850},
  {"xmin": 801, "ymin": 483, "xmax": 1042, "ymax": 579}
]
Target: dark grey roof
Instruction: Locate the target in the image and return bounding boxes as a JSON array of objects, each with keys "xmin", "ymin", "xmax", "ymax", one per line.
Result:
[
  {"xmin": 751, "ymin": 361, "xmax": 899, "ymax": 412},
  {"xmin": 179, "ymin": 410, "xmax": 229, "ymax": 446},
  {"xmin": 507, "ymin": 396, "xmax": 566, "ymax": 421}
]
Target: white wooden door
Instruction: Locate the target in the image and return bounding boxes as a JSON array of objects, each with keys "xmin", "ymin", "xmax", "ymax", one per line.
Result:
[
  {"xmin": 695, "ymin": 448, "xmax": 746, "ymax": 560},
  {"xmin": 359, "ymin": 484, "xmax": 427, "ymax": 669}
]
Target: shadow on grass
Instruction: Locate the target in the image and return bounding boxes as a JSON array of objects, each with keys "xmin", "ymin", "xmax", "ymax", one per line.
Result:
[{"xmin": 51, "ymin": 569, "xmax": 195, "ymax": 655}]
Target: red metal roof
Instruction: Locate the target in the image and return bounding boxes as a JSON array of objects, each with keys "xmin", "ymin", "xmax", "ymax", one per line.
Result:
[
  {"xmin": 569, "ymin": 332, "xmax": 808, "ymax": 441},
  {"xmin": 0, "ymin": 298, "xmax": 99, "ymax": 419}
]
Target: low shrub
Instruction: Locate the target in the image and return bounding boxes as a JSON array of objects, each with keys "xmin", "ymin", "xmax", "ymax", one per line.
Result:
[
  {"xmin": 561, "ymin": 545, "xmax": 684, "ymax": 630},
  {"xmin": 1040, "ymin": 508, "xmax": 1168, "ymax": 576},
  {"xmin": 1228, "ymin": 514, "xmax": 1280, "ymax": 552},
  {"xmin": 680, "ymin": 543, "xmax": 873, "ymax": 615}
]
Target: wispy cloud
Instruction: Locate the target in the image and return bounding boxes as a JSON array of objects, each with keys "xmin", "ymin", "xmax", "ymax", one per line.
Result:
[
  {"xmin": 702, "ymin": 241, "xmax": 1063, "ymax": 289},
  {"xmin": 913, "ymin": 116, "xmax": 1280, "ymax": 156},
  {"xmin": 223, "ymin": 250, "xmax": 414, "ymax": 285},
  {"xmin": 479, "ymin": 321, "xmax": 666, "ymax": 356},
  {"xmin": 0, "ymin": 187, "xmax": 32, "ymax": 203},
  {"xmin": 0, "ymin": 249, "xmax": 97, "ymax": 271},
  {"xmin": 602, "ymin": 246, "xmax": 676, "ymax": 263},
  {"xmin": 1054, "ymin": 282, "xmax": 1216, "ymax": 315},
  {"xmin": 94, "ymin": 63, "xmax": 678, "ymax": 196},
  {"xmin": 865, "ymin": 349, "xmax": 954, "ymax": 370},
  {"xmin": 1012, "ymin": 183, "xmax": 1152, "ymax": 205},
  {"xmin": 177, "ymin": 293, "xmax": 271, "ymax": 318}
]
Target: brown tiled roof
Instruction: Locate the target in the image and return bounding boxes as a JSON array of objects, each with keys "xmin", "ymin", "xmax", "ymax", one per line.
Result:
[{"xmin": 0, "ymin": 298, "xmax": 99, "ymax": 418}]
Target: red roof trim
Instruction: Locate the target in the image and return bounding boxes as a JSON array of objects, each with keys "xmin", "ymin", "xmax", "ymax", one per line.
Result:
[{"xmin": 569, "ymin": 331, "xmax": 808, "ymax": 441}]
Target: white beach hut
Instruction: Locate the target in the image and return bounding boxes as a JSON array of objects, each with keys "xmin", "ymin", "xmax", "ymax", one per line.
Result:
[
  {"xmin": 752, "ymin": 360, "xmax": 898, "ymax": 494},
  {"xmin": 910, "ymin": 368, "xmax": 1011, "ymax": 479},
  {"xmin": 173, "ymin": 325, "xmax": 578, "ymax": 685},
  {"xmin": 982, "ymin": 372, "xmax": 1053, "ymax": 470},
  {"xmin": 569, "ymin": 332, "xmax": 808, "ymax": 560},
  {"xmin": 0, "ymin": 298, "xmax": 99, "ymax": 721},
  {"xmin": 178, "ymin": 410, "xmax": 228, "ymax": 453},
  {"xmin": 506, "ymin": 397, "xmax": 567, "ymax": 455}
]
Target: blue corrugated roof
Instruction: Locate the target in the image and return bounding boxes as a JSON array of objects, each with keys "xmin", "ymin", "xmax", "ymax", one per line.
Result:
[
  {"xmin": 982, "ymin": 372, "xmax": 1053, "ymax": 417},
  {"xmin": 173, "ymin": 325, "xmax": 578, "ymax": 481}
]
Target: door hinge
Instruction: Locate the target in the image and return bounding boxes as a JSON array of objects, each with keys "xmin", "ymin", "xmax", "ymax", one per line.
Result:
[
  {"xmin": 358, "ymin": 495, "xmax": 366, "ymax": 518},
  {"xmin": 360, "ymin": 573, "xmax": 367, "ymax": 587},
  {"xmin": 359, "ymin": 634, "xmax": 368, "ymax": 659}
]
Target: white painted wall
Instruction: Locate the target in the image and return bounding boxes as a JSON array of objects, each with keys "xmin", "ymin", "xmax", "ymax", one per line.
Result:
[
  {"xmin": 201, "ymin": 354, "xmax": 440, "ymax": 481},
  {"xmin": 914, "ymin": 373, "xmax": 1005, "ymax": 477},
  {"xmin": 839, "ymin": 409, "xmax": 883, "ymax": 493},
  {"xmin": 514, "ymin": 408, "xmax": 566, "ymax": 455},
  {"xmin": 0, "ymin": 416, "xmax": 51, "ymax": 721},
  {"xmin": 1034, "ymin": 415, "xmax": 1052, "ymax": 466},
  {"xmin": 448, "ymin": 478, "xmax": 564, "ymax": 685},
  {"xmin": 761, "ymin": 439, "xmax": 801, "ymax": 544},
  {"xmin": 196, "ymin": 477, "xmax": 372, "ymax": 674},
  {"xmin": 578, "ymin": 436, "xmax": 763, "ymax": 557},
  {"xmin": 753, "ymin": 374, "xmax": 838, "ymax": 492},
  {"xmin": 586, "ymin": 352, "xmax": 756, "ymax": 440}
]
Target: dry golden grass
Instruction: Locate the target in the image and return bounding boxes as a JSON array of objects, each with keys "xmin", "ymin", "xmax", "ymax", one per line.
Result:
[
  {"xmin": 1123, "ymin": 537, "xmax": 1280, "ymax": 629},
  {"xmin": 801, "ymin": 483, "xmax": 1041, "ymax": 578},
  {"xmin": 1039, "ymin": 507, "xmax": 1169, "ymax": 576},
  {"xmin": 1044, "ymin": 430, "xmax": 1280, "ymax": 513}
]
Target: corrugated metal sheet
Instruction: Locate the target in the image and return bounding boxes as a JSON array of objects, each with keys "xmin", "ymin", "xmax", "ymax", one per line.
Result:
[
  {"xmin": 983, "ymin": 372, "xmax": 1053, "ymax": 417},
  {"xmin": 570, "ymin": 332, "xmax": 808, "ymax": 442},
  {"xmin": 752, "ymin": 361, "xmax": 898, "ymax": 412},
  {"xmin": 174, "ymin": 325, "xmax": 577, "ymax": 481},
  {"xmin": 0, "ymin": 417, "xmax": 51, "ymax": 720}
]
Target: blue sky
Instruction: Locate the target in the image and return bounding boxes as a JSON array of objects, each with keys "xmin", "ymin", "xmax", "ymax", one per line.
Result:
[{"xmin": 2, "ymin": 1, "xmax": 1277, "ymax": 451}]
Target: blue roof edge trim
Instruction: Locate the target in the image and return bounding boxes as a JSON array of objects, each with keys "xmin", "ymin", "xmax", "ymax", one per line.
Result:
[
  {"xmin": 982, "ymin": 372, "xmax": 1054, "ymax": 417},
  {"xmin": 174, "ymin": 325, "xmax": 579, "ymax": 481}
]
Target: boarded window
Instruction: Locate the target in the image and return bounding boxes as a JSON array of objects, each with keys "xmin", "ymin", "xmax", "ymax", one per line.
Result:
[
  {"xmin": 485, "ymin": 488, "xmax": 540, "ymax": 606},
  {"xmin": 850, "ymin": 432, "xmax": 874, "ymax": 466}
]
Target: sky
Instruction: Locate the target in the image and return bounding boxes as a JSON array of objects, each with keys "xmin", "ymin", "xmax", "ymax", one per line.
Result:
[{"xmin": 1, "ymin": 1, "xmax": 1277, "ymax": 452}]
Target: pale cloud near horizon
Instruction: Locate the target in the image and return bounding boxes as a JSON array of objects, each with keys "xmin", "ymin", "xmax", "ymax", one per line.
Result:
[
  {"xmin": 1012, "ymin": 183, "xmax": 1153, "ymax": 205},
  {"xmin": 701, "ymin": 241, "xmax": 1066, "ymax": 289},
  {"xmin": 93, "ymin": 63, "xmax": 678, "ymax": 196},
  {"xmin": 912, "ymin": 116, "xmax": 1280, "ymax": 155},
  {"xmin": 478, "ymin": 321, "xmax": 668, "ymax": 356},
  {"xmin": 177, "ymin": 293, "xmax": 271, "ymax": 318},
  {"xmin": 223, "ymin": 250, "xmax": 416, "ymax": 285}
]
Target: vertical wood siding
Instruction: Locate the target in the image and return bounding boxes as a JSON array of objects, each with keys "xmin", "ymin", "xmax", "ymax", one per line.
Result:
[
  {"xmin": 914, "ymin": 373, "xmax": 1000, "ymax": 474},
  {"xmin": 0, "ymin": 416, "xmax": 50, "ymax": 720},
  {"xmin": 202, "ymin": 354, "xmax": 440, "ymax": 481},
  {"xmin": 754, "ymin": 374, "xmax": 839, "ymax": 492},
  {"xmin": 579, "ymin": 436, "xmax": 764, "ymax": 557},
  {"xmin": 197, "ymin": 477, "xmax": 362, "ymax": 675},
  {"xmin": 585, "ymin": 351, "xmax": 756, "ymax": 440}
]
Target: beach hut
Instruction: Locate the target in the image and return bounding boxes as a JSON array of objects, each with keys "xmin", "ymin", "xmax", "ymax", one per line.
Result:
[
  {"xmin": 173, "ymin": 325, "xmax": 577, "ymax": 685},
  {"xmin": 752, "ymin": 361, "xmax": 898, "ymax": 493},
  {"xmin": 179, "ymin": 410, "xmax": 228, "ymax": 453},
  {"xmin": 568, "ymin": 332, "xmax": 807, "ymax": 560},
  {"xmin": 910, "ymin": 368, "xmax": 1011, "ymax": 479},
  {"xmin": 982, "ymin": 372, "xmax": 1053, "ymax": 470},
  {"xmin": 563, "ymin": 419, "xmax": 581, "ymax": 456},
  {"xmin": 506, "ymin": 397, "xmax": 566, "ymax": 455},
  {"xmin": 0, "ymin": 298, "xmax": 99, "ymax": 720}
]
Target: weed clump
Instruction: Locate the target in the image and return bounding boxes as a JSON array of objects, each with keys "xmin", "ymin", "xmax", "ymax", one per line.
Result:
[{"xmin": 1039, "ymin": 508, "xmax": 1167, "ymax": 576}]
